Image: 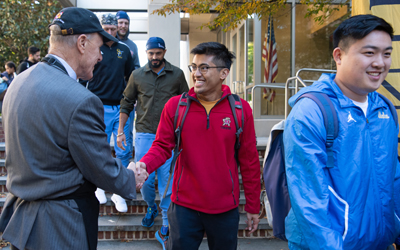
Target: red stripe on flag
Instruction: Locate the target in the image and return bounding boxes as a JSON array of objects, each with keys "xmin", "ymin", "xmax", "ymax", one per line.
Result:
[{"xmin": 263, "ymin": 16, "xmax": 278, "ymax": 84}]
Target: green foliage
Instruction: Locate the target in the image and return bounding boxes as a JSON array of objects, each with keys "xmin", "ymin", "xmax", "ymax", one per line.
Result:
[
  {"xmin": 0, "ymin": 0, "xmax": 62, "ymax": 66},
  {"xmin": 152, "ymin": 0, "xmax": 350, "ymax": 31},
  {"xmin": 247, "ymin": 41, "xmax": 253, "ymax": 84},
  {"xmin": 301, "ymin": 0, "xmax": 350, "ymax": 25}
]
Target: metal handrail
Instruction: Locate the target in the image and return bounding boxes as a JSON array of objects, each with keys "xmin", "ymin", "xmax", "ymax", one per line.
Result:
[
  {"xmin": 243, "ymin": 68, "xmax": 337, "ymax": 118},
  {"xmin": 294, "ymin": 68, "xmax": 336, "ymax": 93},
  {"xmin": 250, "ymin": 83, "xmax": 299, "ymax": 116},
  {"xmin": 295, "ymin": 68, "xmax": 336, "ymax": 76},
  {"xmin": 285, "ymin": 76, "xmax": 307, "ymax": 118},
  {"xmin": 232, "ymin": 81, "xmax": 247, "ymax": 100},
  {"xmin": 284, "ymin": 68, "xmax": 337, "ymax": 118}
]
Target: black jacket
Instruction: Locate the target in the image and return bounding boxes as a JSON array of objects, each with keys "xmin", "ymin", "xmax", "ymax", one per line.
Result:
[
  {"xmin": 16, "ymin": 58, "xmax": 36, "ymax": 74},
  {"xmin": 85, "ymin": 41, "xmax": 134, "ymax": 106}
]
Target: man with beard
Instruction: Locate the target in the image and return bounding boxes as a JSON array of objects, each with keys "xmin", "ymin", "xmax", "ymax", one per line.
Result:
[
  {"xmin": 116, "ymin": 10, "xmax": 140, "ymax": 69},
  {"xmin": 117, "ymin": 37, "xmax": 188, "ymax": 249},
  {"xmin": 16, "ymin": 46, "xmax": 40, "ymax": 74}
]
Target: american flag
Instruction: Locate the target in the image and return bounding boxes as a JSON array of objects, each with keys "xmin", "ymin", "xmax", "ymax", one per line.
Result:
[{"xmin": 262, "ymin": 16, "xmax": 278, "ymax": 102}]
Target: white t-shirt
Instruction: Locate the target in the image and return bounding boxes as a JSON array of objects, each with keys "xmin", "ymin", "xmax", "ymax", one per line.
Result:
[{"xmin": 352, "ymin": 96, "xmax": 368, "ymax": 117}]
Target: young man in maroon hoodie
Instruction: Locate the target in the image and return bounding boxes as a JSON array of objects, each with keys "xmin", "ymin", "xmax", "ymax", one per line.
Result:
[{"xmin": 135, "ymin": 42, "xmax": 260, "ymax": 250}]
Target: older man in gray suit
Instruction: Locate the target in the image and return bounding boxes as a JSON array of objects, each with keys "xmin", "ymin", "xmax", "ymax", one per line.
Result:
[{"xmin": 0, "ymin": 7, "xmax": 145, "ymax": 250}]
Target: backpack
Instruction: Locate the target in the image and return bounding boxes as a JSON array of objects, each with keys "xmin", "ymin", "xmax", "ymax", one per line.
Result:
[
  {"xmin": 162, "ymin": 92, "xmax": 244, "ymax": 198},
  {"xmin": 262, "ymin": 91, "xmax": 398, "ymax": 241}
]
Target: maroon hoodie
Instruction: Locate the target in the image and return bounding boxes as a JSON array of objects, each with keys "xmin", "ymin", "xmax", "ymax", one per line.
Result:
[{"xmin": 141, "ymin": 85, "xmax": 260, "ymax": 214}]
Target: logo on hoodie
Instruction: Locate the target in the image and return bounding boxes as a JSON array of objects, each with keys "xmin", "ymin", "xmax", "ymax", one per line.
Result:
[
  {"xmin": 117, "ymin": 49, "xmax": 124, "ymax": 59},
  {"xmin": 221, "ymin": 117, "xmax": 231, "ymax": 130}
]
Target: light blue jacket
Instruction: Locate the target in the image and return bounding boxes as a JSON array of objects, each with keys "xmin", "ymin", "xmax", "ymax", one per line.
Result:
[{"xmin": 283, "ymin": 73, "xmax": 400, "ymax": 250}]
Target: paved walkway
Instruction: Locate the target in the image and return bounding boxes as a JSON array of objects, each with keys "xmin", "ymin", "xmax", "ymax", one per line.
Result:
[
  {"xmin": 0, "ymin": 238, "xmax": 289, "ymax": 249},
  {"xmin": 96, "ymin": 238, "xmax": 289, "ymax": 250}
]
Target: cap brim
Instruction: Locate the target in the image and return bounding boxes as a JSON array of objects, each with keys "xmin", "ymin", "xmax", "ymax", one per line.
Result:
[{"xmin": 99, "ymin": 30, "xmax": 119, "ymax": 43}]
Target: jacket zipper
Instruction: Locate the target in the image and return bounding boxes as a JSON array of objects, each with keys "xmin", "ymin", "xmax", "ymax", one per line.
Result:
[
  {"xmin": 176, "ymin": 166, "xmax": 184, "ymax": 201},
  {"xmin": 229, "ymin": 169, "xmax": 237, "ymax": 205},
  {"xmin": 189, "ymin": 95, "xmax": 228, "ymax": 130}
]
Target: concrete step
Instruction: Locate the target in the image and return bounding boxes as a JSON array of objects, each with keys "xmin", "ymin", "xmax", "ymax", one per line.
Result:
[
  {"xmin": 254, "ymin": 118, "xmax": 282, "ymax": 138},
  {"xmin": 96, "ymin": 238, "xmax": 289, "ymax": 250},
  {"xmin": 0, "ymin": 142, "xmax": 5, "ymax": 170},
  {"xmin": 98, "ymin": 213, "xmax": 272, "ymax": 241},
  {"xmin": 0, "ymin": 238, "xmax": 289, "ymax": 250},
  {"xmin": 0, "ymin": 176, "xmax": 6, "ymax": 201},
  {"xmin": 257, "ymin": 136, "xmax": 269, "ymax": 151}
]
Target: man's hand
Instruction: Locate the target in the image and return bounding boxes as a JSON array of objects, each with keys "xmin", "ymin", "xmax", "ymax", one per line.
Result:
[
  {"xmin": 117, "ymin": 113, "xmax": 130, "ymax": 150},
  {"xmin": 245, "ymin": 212, "xmax": 260, "ymax": 236},
  {"xmin": 116, "ymin": 133, "xmax": 127, "ymax": 150},
  {"xmin": 1, "ymin": 76, "xmax": 8, "ymax": 82},
  {"xmin": 128, "ymin": 161, "xmax": 148, "ymax": 189}
]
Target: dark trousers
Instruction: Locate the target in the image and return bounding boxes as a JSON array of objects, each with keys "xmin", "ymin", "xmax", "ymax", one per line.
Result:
[{"xmin": 167, "ymin": 202, "xmax": 239, "ymax": 250}]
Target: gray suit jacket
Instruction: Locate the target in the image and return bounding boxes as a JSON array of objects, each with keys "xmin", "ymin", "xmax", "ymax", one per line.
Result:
[{"xmin": 0, "ymin": 60, "xmax": 136, "ymax": 249}]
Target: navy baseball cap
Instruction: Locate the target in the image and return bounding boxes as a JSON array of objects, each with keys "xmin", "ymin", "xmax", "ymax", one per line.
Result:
[
  {"xmin": 146, "ymin": 37, "xmax": 166, "ymax": 50},
  {"xmin": 50, "ymin": 7, "xmax": 118, "ymax": 43},
  {"xmin": 116, "ymin": 11, "xmax": 130, "ymax": 21}
]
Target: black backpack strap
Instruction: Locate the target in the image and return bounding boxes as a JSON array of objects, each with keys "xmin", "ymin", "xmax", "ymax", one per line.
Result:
[
  {"xmin": 228, "ymin": 94, "xmax": 244, "ymax": 167},
  {"xmin": 377, "ymin": 93, "xmax": 398, "ymax": 126},
  {"xmin": 174, "ymin": 92, "xmax": 189, "ymax": 131},
  {"xmin": 296, "ymin": 92, "xmax": 338, "ymax": 168},
  {"xmin": 163, "ymin": 92, "xmax": 191, "ymax": 198}
]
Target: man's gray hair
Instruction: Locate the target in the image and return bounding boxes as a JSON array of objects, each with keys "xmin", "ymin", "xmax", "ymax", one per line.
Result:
[{"xmin": 49, "ymin": 25, "xmax": 93, "ymax": 50}]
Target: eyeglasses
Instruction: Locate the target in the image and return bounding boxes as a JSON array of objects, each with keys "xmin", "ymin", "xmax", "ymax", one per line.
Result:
[{"xmin": 188, "ymin": 65, "xmax": 226, "ymax": 74}]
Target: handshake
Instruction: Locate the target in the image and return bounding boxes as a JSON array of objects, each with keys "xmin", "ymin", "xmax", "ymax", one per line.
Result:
[{"xmin": 127, "ymin": 161, "xmax": 148, "ymax": 189}]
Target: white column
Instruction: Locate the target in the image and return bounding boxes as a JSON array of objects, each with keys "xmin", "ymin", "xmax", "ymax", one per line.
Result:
[
  {"xmin": 253, "ymin": 16, "xmax": 262, "ymax": 117},
  {"xmin": 148, "ymin": 0, "xmax": 181, "ymax": 67}
]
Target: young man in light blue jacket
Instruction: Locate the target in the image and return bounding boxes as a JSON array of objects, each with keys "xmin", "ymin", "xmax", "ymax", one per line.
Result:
[{"xmin": 284, "ymin": 15, "xmax": 400, "ymax": 250}]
